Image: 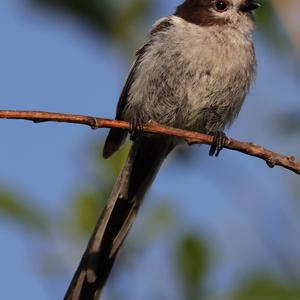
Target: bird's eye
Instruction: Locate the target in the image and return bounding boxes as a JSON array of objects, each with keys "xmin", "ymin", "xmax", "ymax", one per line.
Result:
[{"xmin": 215, "ymin": 1, "xmax": 228, "ymax": 12}]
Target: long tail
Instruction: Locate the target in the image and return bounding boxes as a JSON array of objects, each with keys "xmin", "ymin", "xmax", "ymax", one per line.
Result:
[{"xmin": 64, "ymin": 136, "xmax": 173, "ymax": 300}]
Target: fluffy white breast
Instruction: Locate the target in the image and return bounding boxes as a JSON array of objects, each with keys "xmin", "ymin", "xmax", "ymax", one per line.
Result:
[{"xmin": 124, "ymin": 15, "xmax": 256, "ymax": 133}]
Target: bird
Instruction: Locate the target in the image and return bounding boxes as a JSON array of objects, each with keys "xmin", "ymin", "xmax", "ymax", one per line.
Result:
[{"xmin": 64, "ymin": 0, "xmax": 259, "ymax": 299}]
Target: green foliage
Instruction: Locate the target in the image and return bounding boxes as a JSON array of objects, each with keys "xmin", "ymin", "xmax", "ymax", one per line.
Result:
[
  {"xmin": 175, "ymin": 234, "xmax": 209, "ymax": 300},
  {"xmin": 30, "ymin": 0, "xmax": 151, "ymax": 44},
  {"xmin": 255, "ymin": 1, "xmax": 290, "ymax": 51},
  {"xmin": 233, "ymin": 276, "xmax": 300, "ymax": 300},
  {"xmin": 100, "ymin": 142, "xmax": 130, "ymax": 180},
  {"xmin": 71, "ymin": 189, "xmax": 103, "ymax": 235},
  {"xmin": 0, "ymin": 188, "xmax": 49, "ymax": 234}
]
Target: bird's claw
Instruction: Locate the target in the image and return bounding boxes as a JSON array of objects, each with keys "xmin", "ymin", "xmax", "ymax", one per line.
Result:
[
  {"xmin": 209, "ymin": 131, "xmax": 227, "ymax": 157},
  {"xmin": 129, "ymin": 118, "xmax": 144, "ymax": 141}
]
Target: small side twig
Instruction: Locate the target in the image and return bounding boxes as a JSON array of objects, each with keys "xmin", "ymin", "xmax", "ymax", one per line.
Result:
[{"xmin": 0, "ymin": 109, "xmax": 299, "ymax": 175}]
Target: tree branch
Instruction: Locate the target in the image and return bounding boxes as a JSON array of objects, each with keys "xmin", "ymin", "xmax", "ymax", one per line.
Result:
[{"xmin": 0, "ymin": 109, "xmax": 299, "ymax": 174}]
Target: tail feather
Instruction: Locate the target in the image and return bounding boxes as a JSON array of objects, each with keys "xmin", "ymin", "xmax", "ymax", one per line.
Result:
[
  {"xmin": 102, "ymin": 128, "xmax": 127, "ymax": 159},
  {"xmin": 64, "ymin": 136, "xmax": 173, "ymax": 300}
]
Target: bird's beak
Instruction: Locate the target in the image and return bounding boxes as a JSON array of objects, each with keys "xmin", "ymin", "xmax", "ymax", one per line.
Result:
[{"xmin": 240, "ymin": 0, "xmax": 261, "ymax": 12}]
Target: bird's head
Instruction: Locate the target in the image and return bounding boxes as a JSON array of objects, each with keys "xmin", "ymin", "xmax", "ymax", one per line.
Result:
[{"xmin": 175, "ymin": 0, "xmax": 260, "ymax": 31}]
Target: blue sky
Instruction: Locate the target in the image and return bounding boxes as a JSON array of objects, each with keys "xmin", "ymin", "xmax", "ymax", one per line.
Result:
[{"xmin": 1, "ymin": 1, "xmax": 300, "ymax": 299}]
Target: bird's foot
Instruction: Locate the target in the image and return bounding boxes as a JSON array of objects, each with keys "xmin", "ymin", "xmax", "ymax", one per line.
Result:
[
  {"xmin": 129, "ymin": 118, "xmax": 144, "ymax": 141},
  {"xmin": 209, "ymin": 131, "xmax": 227, "ymax": 157}
]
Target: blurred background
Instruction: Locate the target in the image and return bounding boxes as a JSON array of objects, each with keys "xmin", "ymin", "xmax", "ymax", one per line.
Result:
[{"xmin": 0, "ymin": 0, "xmax": 300, "ymax": 299}]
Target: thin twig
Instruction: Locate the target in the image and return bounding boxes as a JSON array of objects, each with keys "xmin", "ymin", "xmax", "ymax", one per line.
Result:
[{"xmin": 0, "ymin": 109, "xmax": 299, "ymax": 174}]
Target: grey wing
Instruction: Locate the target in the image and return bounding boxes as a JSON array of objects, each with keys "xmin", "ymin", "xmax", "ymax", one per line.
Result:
[
  {"xmin": 102, "ymin": 56, "xmax": 142, "ymax": 159},
  {"xmin": 103, "ymin": 18, "xmax": 173, "ymax": 159}
]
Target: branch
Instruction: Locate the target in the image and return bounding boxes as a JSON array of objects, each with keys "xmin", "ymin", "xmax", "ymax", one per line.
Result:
[{"xmin": 0, "ymin": 109, "xmax": 299, "ymax": 174}]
